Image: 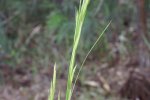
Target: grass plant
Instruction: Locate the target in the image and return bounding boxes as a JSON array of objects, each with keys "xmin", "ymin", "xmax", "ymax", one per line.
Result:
[
  {"xmin": 48, "ymin": 0, "xmax": 110, "ymax": 100},
  {"xmin": 48, "ymin": 63, "xmax": 56, "ymax": 100}
]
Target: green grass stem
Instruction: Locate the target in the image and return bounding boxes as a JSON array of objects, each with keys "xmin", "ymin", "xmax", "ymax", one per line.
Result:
[
  {"xmin": 66, "ymin": 0, "xmax": 90, "ymax": 100},
  {"xmin": 48, "ymin": 63, "xmax": 57, "ymax": 100}
]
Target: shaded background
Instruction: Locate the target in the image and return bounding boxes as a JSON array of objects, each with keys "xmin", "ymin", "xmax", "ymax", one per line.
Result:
[{"xmin": 0, "ymin": 0, "xmax": 150, "ymax": 100}]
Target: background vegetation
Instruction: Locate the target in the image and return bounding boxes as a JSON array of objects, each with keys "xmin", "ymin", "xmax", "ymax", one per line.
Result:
[{"xmin": 0, "ymin": 0, "xmax": 150, "ymax": 100}]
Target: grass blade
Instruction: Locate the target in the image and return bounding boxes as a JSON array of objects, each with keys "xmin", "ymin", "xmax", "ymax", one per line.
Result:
[
  {"xmin": 66, "ymin": 0, "xmax": 90, "ymax": 100},
  {"xmin": 48, "ymin": 63, "xmax": 57, "ymax": 100},
  {"xmin": 72, "ymin": 21, "xmax": 111, "ymax": 92}
]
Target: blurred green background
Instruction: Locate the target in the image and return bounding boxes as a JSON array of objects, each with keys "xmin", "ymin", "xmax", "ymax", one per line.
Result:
[
  {"xmin": 0, "ymin": 0, "xmax": 143, "ymax": 65},
  {"xmin": 0, "ymin": 0, "xmax": 150, "ymax": 100}
]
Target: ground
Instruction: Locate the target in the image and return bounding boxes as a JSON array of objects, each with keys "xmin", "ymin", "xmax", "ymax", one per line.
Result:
[{"xmin": 0, "ymin": 56, "xmax": 135, "ymax": 100}]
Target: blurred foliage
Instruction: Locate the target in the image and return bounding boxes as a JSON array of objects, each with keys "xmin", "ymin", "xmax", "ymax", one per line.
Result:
[
  {"xmin": 0, "ymin": 1, "xmax": 149, "ymax": 99},
  {"xmin": 0, "ymin": 0, "xmax": 149, "ymax": 67}
]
